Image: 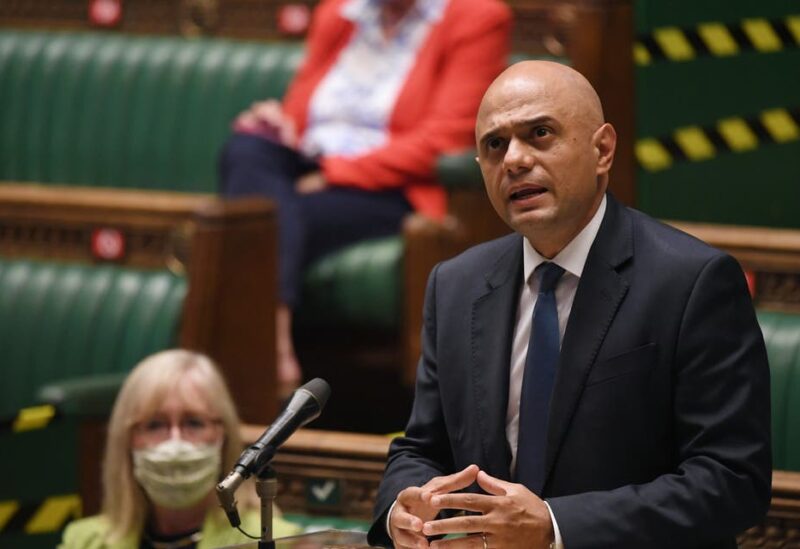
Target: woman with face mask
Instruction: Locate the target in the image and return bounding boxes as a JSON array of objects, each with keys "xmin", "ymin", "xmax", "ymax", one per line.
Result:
[{"xmin": 59, "ymin": 350, "xmax": 301, "ymax": 548}]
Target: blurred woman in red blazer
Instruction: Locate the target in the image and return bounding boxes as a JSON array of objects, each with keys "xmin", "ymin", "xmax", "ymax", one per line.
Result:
[{"xmin": 220, "ymin": 0, "xmax": 512, "ymax": 391}]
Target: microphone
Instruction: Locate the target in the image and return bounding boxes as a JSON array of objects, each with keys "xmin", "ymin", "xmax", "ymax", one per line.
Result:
[
  {"xmin": 217, "ymin": 378, "xmax": 331, "ymax": 526},
  {"xmin": 237, "ymin": 377, "xmax": 330, "ymax": 476}
]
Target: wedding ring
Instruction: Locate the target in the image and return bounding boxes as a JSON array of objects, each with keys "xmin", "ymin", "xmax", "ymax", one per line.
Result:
[{"xmin": 482, "ymin": 533, "xmax": 488, "ymax": 549}]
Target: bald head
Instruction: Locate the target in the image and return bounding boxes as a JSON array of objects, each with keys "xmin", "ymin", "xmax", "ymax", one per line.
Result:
[
  {"xmin": 474, "ymin": 60, "xmax": 617, "ymax": 258},
  {"xmin": 476, "ymin": 61, "xmax": 604, "ymax": 142}
]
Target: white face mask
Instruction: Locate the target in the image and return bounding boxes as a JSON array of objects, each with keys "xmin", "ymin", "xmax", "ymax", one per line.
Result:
[{"xmin": 132, "ymin": 438, "xmax": 222, "ymax": 509}]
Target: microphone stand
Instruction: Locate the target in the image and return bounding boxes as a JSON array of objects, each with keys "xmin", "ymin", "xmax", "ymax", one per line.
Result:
[
  {"xmin": 255, "ymin": 464, "xmax": 278, "ymax": 549},
  {"xmin": 218, "ymin": 380, "xmax": 331, "ymax": 545}
]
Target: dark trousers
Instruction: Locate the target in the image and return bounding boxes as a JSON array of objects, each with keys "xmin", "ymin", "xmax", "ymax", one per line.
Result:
[{"xmin": 219, "ymin": 134, "xmax": 413, "ymax": 309}]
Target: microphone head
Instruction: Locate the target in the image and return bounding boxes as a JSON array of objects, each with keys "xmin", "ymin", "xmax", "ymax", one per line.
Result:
[{"xmin": 300, "ymin": 377, "xmax": 331, "ymax": 410}]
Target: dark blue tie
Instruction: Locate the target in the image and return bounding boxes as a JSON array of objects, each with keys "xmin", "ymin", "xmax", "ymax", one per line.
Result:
[{"xmin": 516, "ymin": 262, "xmax": 565, "ymax": 495}]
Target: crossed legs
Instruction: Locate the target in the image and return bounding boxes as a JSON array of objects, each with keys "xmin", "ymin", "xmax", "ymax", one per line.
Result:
[{"xmin": 220, "ymin": 134, "xmax": 412, "ymax": 393}]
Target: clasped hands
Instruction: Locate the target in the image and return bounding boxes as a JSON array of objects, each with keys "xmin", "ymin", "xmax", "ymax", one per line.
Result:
[
  {"xmin": 389, "ymin": 465, "xmax": 554, "ymax": 549},
  {"xmin": 233, "ymin": 100, "xmax": 327, "ymax": 194},
  {"xmin": 234, "ymin": 99, "xmax": 298, "ymax": 148}
]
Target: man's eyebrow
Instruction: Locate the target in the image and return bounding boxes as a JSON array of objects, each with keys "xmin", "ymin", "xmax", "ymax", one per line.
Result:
[
  {"xmin": 478, "ymin": 115, "xmax": 557, "ymax": 146},
  {"xmin": 478, "ymin": 128, "xmax": 500, "ymax": 148}
]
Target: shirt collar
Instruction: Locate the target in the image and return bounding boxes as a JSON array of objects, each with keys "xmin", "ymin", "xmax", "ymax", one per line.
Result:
[
  {"xmin": 342, "ymin": 0, "xmax": 447, "ymax": 25},
  {"xmin": 523, "ymin": 194, "xmax": 608, "ymax": 283}
]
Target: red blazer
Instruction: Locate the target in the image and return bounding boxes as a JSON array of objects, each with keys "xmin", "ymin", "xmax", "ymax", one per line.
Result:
[{"xmin": 282, "ymin": 0, "xmax": 512, "ymax": 219}]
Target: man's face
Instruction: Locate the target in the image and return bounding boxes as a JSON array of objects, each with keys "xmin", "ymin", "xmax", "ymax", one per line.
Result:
[{"xmin": 476, "ymin": 72, "xmax": 613, "ymax": 255}]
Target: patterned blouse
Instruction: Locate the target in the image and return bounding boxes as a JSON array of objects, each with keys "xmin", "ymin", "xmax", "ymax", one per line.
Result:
[{"xmin": 301, "ymin": 0, "xmax": 449, "ymax": 158}]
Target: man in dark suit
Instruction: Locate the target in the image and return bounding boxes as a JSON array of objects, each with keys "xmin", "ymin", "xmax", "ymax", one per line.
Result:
[{"xmin": 367, "ymin": 61, "xmax": 771, "ymax": 548}]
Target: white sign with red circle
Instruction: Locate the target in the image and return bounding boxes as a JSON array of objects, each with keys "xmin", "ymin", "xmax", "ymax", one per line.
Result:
[
  {"xmin": 88, "ymin": 0, "xmax": 123, "ymax": 27},
  {"xmin": 278, "ymin": 4, "xmax": 311, "ymax": 36},
  {"xmin": 91, "ymin": 228, "xmax": 126, "ymax": 261}
]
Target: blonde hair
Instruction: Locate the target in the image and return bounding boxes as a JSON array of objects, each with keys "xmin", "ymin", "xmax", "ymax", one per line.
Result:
[{"xmin": 101, "ymin": 349, "xmax": 245, "ymax": 541}]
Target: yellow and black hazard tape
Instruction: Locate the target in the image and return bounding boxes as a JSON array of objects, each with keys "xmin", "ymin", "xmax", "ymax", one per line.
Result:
[
  {"xmin": 0, "ymin": 404, "xmax": 59, "ymax": 434},
  {"xmin": 635, "ymin": 15, "xmax": 800, "ymax": 65},
  {"xmin": 0, "ymin": 494, "xmax": 82, "ymax": 535},
  {"xmin": 637, "ymin": 106, "xmax": 800, "ymax": 172}
]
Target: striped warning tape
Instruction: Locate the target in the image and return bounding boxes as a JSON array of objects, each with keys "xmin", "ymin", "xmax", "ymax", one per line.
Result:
[
  {"xmin": 0, "ymin": 495, "xmax": 81, "ymax": 535},
  {"xmin": 636, "ymin": 106, "xmax": 800, "ymax": 172},
  {"xmin": 0, "ymin": 404, "xmax": 58, "ymax": 434},
  {"xmin": 635, "ymin": 15, "xmax": 800, "ymax": 65}
]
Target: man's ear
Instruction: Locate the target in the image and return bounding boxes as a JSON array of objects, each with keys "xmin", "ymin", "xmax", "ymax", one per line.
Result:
[{"xmin": 593, "ymin": 123, "xmax": 617, "ymax": 175}]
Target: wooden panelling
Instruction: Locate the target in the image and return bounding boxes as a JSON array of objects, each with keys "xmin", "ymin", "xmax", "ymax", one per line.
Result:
[
  {"xmin": 256, "ymin": 427, "xmax": 391, "ymax": 520},
  {"xmin": 670, "ymin": 221, "xmax": 800, "ymax": 313},
  {"xmin": 263, "ymin": 427, "xmax": 800, "ymax": 546}
]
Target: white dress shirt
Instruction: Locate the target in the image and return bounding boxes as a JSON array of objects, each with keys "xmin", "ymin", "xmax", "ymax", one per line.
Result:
[{"xmin": 507, "ymin": 195, "xmax": 607, "ymax": 548}]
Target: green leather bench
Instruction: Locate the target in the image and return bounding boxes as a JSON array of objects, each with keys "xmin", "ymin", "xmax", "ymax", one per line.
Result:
[
  {"xmin": 0, "ymin": 29, "xmax": 404, "ymax": 333},
  {"xmin": 0, "ymin": 31, "xmax": 299, "ymax": 190},
  {"xmin": 0, "ymin": 258, "xmax": 185, "ymax": 418},
  {"xmin": 759, "ymin": 310, "xmax": 800, "ymax": 472}
]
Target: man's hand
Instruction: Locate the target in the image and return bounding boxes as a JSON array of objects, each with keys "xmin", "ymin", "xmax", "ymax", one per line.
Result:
[
  {"xmin": 233, "ymin": 99, "xmax": 297, "ymax": 147},
  {"xmin": 421, "ymin": 470, "xmax": 554, "ymax": 549},
  {"xmin": 389, "ymin": 465, "xmax": 480, "ymax": 549}
]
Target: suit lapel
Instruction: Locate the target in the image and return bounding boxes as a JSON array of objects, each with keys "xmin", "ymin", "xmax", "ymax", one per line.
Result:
[
  {"xmin": 471, "ymin": 235, "xmax": 523, "ymax": 481},
  {"xmin": 543, "ymin": 195, "xmax": 634, "ymax": 488}
]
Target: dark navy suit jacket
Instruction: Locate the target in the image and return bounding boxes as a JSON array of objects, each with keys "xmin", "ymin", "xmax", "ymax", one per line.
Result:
[{"xmin": 368, "ymin": 194, "xmax": 771, "ymax": 548}]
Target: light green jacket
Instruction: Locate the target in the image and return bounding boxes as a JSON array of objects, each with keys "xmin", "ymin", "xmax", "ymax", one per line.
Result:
[{"xmin": 59, "ymin": 508, "xmax": 301, "ymax": 549}]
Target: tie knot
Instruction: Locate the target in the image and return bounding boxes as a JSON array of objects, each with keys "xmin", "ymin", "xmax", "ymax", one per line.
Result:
[{"xmin": 536, "ymin": 262, "xmax": 564, "ymax": 293}]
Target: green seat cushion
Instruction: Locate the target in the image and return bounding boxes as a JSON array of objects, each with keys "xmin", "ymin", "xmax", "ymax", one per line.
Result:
[
  {"xmin": 758, "ymin": 310, "xmax": 800, "ymax": 471},
  {"xmin": 36, "ymin": 372, "xmax": 127, "ymax": 417},
  {"xmin": 0, "ymin": 257, "xmax": 186, "ymax": 417},
  {"xmin": 436, "ymin": 151, "xmax": 484, "ymax": 191},
  {"xmin": 0, "ymin": 30, "xmax": 303, "ymax": 191},
  {"xmin": 298, "ymin": 236, "xmax": 403, "ymax": 332}
]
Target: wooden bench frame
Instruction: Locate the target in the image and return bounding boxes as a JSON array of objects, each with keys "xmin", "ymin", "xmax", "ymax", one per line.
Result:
[
  {"xmin": 0, "ymin": 182, "xmax": 279, "ymax": 424},
  {"xmin": 272, "ymin": 429, "xmax": 800, "ymax": 547},
  {"xmin": 73, "ymin": 421, "xmax": 800, "ymax": 548},
  {"xmin": 670, "ymin": 221, "xmax": 800, "ymax": 314}
]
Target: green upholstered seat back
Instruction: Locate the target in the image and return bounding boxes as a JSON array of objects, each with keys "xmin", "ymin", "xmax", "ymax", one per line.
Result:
[
  {"xmin": 298, "ymin": 236, "xmax": 403, "ymax": 331},
  {"xmin": 0, "ymin": 257, "xmax": 187, "ymax": 417},
  {"xmin": 0, "ymin": 30, "xmax": 303, "ymax": 191},
  {"xmin": 758, "ymin": 310, "xmax": 800, "ymax": 471}
]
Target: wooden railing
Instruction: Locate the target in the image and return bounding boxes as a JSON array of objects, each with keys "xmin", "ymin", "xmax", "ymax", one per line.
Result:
[
  {"xmin": 670, "ymin": 221, "xmax": 800, "ymax": 314},
  {"xmin": 265, "ymin": 428, "xmax": 800, "ymax": 547}
]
